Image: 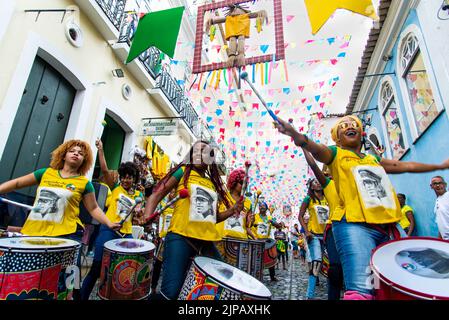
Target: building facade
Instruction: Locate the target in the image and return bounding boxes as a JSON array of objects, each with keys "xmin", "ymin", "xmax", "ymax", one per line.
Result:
[{"xmin": 348, "ymin": 0, "xmax": 449, "ymax": 236}]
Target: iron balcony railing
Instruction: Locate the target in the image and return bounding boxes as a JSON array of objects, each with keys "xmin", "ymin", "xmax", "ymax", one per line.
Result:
[{"xmin": 95, "ymin": 0, "xmax": 126, "ymax": 30}]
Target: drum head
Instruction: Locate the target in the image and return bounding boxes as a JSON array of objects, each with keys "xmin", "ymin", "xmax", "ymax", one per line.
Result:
[
  {"xmin": 104, "ymin": 238, "xmax": 155, "ymax": 253},
  {"xmin": 371, "ymin": 237, "xmax": 449, "ymax": 299},
  {"xmin": 0, "ymin": 237, "xmax": 80, "ymax": 251},
  {"xmin": 194, "ymin": 256, "xmax": 271, "ymax": 298}
]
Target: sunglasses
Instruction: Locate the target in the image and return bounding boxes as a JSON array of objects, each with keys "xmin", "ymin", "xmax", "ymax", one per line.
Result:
[
  {"xmin": 338, "ymin": 121, "xmax": 360, "ymax": 130},
  {"xmin": 431, "ymin": 181, "xmax": 445, "ymax": 186}
]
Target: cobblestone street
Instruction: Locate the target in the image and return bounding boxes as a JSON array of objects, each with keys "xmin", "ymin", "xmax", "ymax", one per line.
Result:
[{"xmin": 262, "ymin": 251, "xmax": 328, "ymax": 300}]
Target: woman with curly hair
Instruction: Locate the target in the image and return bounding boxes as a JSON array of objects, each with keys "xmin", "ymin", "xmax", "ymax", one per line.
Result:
[
  {"xmin": 80, "ymin": 139, "xmax": 143, "ymax": 300},
  {"xmin": 216, "ymin": 168, "xmax": 256, "ymax": 240},
  {"xmin": 142, "ymin": 140, "xmax": 244, "ymax": 300},
  {"xmin": 0, "ymin": 139, "xmax": 120, "ymax": 237},
  {"xmin": 274, "ymin": 115, "xmax": 449, "ymax": 300}
]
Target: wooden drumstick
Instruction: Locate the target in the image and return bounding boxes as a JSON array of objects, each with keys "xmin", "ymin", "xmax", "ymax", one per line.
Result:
[
  {"xmin": 144, "ymin": 188, "xmax": 190, "ymax": 225},
  {"xmin": 240, "ymin": 160, "xmax": 251, "ymax": 198}
]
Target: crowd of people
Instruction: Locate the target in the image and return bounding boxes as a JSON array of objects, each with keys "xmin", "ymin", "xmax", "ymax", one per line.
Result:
[{"xmin": 0, "ymin": 114, "xmax": 449, "ymax": 300}]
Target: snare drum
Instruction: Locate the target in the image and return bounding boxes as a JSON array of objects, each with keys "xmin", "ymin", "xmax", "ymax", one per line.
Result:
[
  {"xmin": 98, "ymin": 238, "xmax": 155, "ymax": 300},
  {"xmin": 263, "ymin": 238, "xmax": 278, "ymax": 269},
  {"xmin": 178, "ymin": 256, "xmax": 271, "ymax": 300},
  {"xmin": 371, "ymin": 237, "xmax": 449, "ymax": 300},
  {"xmin": 217, "ymin": 237, "xmax": 265, "ymax": 281},
  {"xmin": 0, "ymin": 237, "xmax": 80, "ymax": 300}
]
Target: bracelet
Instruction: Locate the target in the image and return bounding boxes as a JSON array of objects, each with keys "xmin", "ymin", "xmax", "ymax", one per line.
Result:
[{"xmin": 299, "ymin": 134, "xmax": 309, "ymax": 148}]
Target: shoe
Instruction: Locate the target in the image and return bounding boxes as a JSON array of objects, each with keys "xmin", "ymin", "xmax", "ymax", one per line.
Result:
[{"xmin": 270, "ymin": 277, "xmax": 279, "ymax": 282}]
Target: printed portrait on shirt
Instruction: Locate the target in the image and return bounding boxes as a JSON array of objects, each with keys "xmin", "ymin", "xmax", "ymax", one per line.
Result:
[
  {"xmin": 117, "ymin": 194, "xmax": 134, "ymax": 220},
  {"xmin": 352, "ymin": 165, "xmax": 396, "ymax": 209},
  {"xmin": 189, "ymin": 184, "xmax": 217, "ymax": 223},
  {"xmin": 225, "ymin": 215, "xmax": 244, "ymax": 232},
  {"xmin": 314, "ymin": 205, "xmax": 329, "ymax": 224},
  {"xmin": 29, "ymin": 187, "xmax": 71, "ymax": 223},
  {"xmin": 257, "ymin": 223, "xmax": 269, "ymax": 236}
]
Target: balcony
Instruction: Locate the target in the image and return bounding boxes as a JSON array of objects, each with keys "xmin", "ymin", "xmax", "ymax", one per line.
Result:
[{"xmin": 75, "ymin": 0, "xmax": 125, "ymax": 40}]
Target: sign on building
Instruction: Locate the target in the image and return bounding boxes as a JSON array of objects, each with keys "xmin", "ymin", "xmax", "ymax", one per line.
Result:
[{"xmin": 141, "ymin": 118, "xmax": 178, "ymax": 136}]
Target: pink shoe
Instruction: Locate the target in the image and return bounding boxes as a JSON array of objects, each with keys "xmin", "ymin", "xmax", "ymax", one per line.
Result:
[{"xmin": 343, "ymin": 290, "xmax": 374, "ymax": 300}]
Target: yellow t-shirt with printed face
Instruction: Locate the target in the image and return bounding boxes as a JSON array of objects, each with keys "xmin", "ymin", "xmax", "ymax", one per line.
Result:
[
  {"xmin": 323, "ymin": 179, "xmax": 344, "ymax": 224},
  {"xmin": 399, "ymin": 205, "xmax": 413, "ymax": 229},
  {"xmin": 253, "ymin": 213, "xmax": 273, "ymax": 239},
  {"xmin": 21, "ymin": 168, "xmax": 92, "ymax": 237},
  {"xmin": 105, "ymin": 184, "xmax": 142, "ymax": 235},
  {"xmin": 158, "ymin": 200, "xmax": 174, "ymax": 238},
  {"xmin": 328, "ymin": 146, "xmax": 401, "ymax": 223},
  {"xmin": 216, "ymin": 194, "xmax": 252, "ymax": 239},
  {"xmin": 304, "ymin": 195, "xmax": 328, "ymax": 235},
  {"xmin": 168, "ymin": 167, "xmax": 221, "ymax": 241}
]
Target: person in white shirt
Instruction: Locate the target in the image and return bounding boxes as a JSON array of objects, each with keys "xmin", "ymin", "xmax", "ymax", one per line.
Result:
[{"xmin": 430, "ymin": 176, "xmax": 449, "ymax": 240}]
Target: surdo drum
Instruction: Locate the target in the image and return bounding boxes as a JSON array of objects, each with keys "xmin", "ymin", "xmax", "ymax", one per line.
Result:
[
  {"xmin": 263, "ymin": 238, "xmax": 278, "ymax": 269},
  {"xmin": 371, "ymin": 237, "xmax": 449, "ymax": 300},
  {"xmin": 98, "ymin": 238, "xmax": 155, "ymax": 300},
  {"xmin": 178, "ymin": 256, "xmax": 271, "ymax": 300}
]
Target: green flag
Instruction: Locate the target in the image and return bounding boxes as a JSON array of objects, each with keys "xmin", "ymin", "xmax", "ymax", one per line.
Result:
[{"xmin": 126, "ymin": 6, "xmax": 184, "ymax": 63}]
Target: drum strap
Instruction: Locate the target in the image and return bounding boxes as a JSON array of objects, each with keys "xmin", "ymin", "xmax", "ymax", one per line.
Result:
[{"xmin": 323, "ymin": 224, "xmax": 332, "ymax": 243}]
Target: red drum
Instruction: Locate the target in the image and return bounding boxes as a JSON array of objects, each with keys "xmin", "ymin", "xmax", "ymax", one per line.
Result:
[
  {"xmin": 263, "ymin": 238, "xmax": 278, "ymax": 269},
  {"xmin": 98, "ymin": 239, "xmax": 155, "ymax": 300},
  {"xmin": 0, "ymin": 237, "xmax": 80, "ymax": 300},
  {"xmin": 217, "ymin": 237, "xmax": 264, "ymax": 281},
  {"xmin": 371, "ymin": 237, "xmax": 449, "ymax": 300},
  {"xmin": 178, "ymin": 256, "xmax": 271, "ymax": 300}
]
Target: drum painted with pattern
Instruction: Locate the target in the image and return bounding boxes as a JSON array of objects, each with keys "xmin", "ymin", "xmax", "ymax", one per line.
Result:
[
  {"xmin": 371, "ymin": 237, "xmax": 449, "ymax": 300},
  {"xmin": 320, "ymin": 250, "xmax": 329, "ymax": 278},
  {"xmin": 98, "ymin": 238, "xmax": 155, "ymax": 300},
  {"xmin": 178, "ymin": 256, "xmax": 271, "ymax": 300},
  {"xmin": 0, "ymin": 237, "xmax": 80, "ymax": 300},
  {"xmin": 216, "ymin": 237, "xmax": 264, "ymax": 281},
  {"xmin": 263, "ymin": 238, "xmax": 278, "ymax": 269}
]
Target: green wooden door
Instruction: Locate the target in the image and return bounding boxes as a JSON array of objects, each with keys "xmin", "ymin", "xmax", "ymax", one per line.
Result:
[{"xmin": 0, "ymin": 57, "xmax": 76, "ymax": 196}]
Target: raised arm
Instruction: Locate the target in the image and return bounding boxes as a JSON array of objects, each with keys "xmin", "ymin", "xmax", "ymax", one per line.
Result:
[
  {"xmin": 274, "ymin": 117, "xmax": 334, "ymax": 165},
  {"xmin": 143, "ymin": 176, "xmax": 179, "ymax": 222},
  {"xmin": 380, "ymin": 157, "xmax": 449, "ymax": 174},
  {"xmin": 303, "ymin": 149, "xmax": 327, "ymax": 187},
  {"xmin": 0, "ymin": 173, "xmax": 38, "ymax": 194},
  {"xmin": 95, "ymin": 139, "xmax": 116, "ymax": 189}
]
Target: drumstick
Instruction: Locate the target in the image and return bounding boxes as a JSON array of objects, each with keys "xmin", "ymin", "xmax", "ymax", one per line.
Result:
[
  {"xmin": 144, "ymin": 188, "xmax": 190, "ymax": 225},
  {"xmin": 240, "ymin": 160, "xmax": 251, "ymax": 198},
  {"xmin": 240, "ymin": 72, "xmax": 281, "ymax": 124},
  {"xmin": 0, "ymin": 197, "xmax": 34, "ymax": 211}
]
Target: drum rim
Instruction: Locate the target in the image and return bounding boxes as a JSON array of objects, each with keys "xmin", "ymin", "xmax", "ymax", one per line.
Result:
[
  {"xmin": 193, "ymin": 256, "xmax": 272, "ymax": 299},
  {"xmin": 370, "ymin": 237, "xmax": 449, "ymax": 300},
  {"xmin": 0, "ymin": 236, "xmax": 81, "ymax": 251},
  {"xmin": 104, "ymin": 238, "xmax": 155, "ymax": 253}
]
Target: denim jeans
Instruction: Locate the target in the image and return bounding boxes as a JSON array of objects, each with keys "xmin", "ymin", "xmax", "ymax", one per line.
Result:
[
  {"xmin": 160, "ymin": 232, "xmax": 222, "ymax": 300},
  {"xmin": 332, "ymin": 219, "xmax": 405, "ymax": 296},
  {"xmin": 325, "ymin": 228, "xmax": 343, "ymax": 300},
  {"xmin": 306, "ymin": 234, "xmax": 323, "ymax": 299},
  {"xmin": 80, "ymin": 225, "xmax": 132, "ymax": 300}
]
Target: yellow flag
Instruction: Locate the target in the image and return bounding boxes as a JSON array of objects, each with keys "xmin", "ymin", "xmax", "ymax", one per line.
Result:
[{"xmin": 304, "ymin": 0, "xmax": 379, "ymax": 35}]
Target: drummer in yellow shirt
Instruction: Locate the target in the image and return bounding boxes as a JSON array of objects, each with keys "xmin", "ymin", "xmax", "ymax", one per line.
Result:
[
  {"xmin": 0, "ymin": 140, "xmax": 121, "ymax": 300},
  {"xmin": 216, "ymin": 168, "xmax": 256, "ymax": 240},
  {"xmin": 397, "ymin": 193, "xmax": 415, "ymax": 237},
  {"xmin": 142, "ymin": 140, "xmax": 243, "ymax": 300},
  {"xmin": 80, "ymin": 139, "xmax": 143, "ymax": 300},
  {"xmin": 274, "ymin": 115, "xmax": 449, "ymax": 300}
]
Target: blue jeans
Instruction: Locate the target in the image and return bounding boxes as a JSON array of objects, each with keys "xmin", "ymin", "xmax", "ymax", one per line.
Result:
[
  {"xmin": 332, "ymin": 219, "xmax": 405, "ymax": 296},
  {"xmin": 80, "ymin": 225, "xmax": 132, "ymax": 300},
  {"xmin": 160, "ymin": 232, "xmax": 222, "ymax": 300},
  {"xmin": 325, "ymin": 228, "xmax": 343, "ymax": 300},
  {"xmin": 306, "ymin": 234, "xmax": 323, "ymax": 299}
]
